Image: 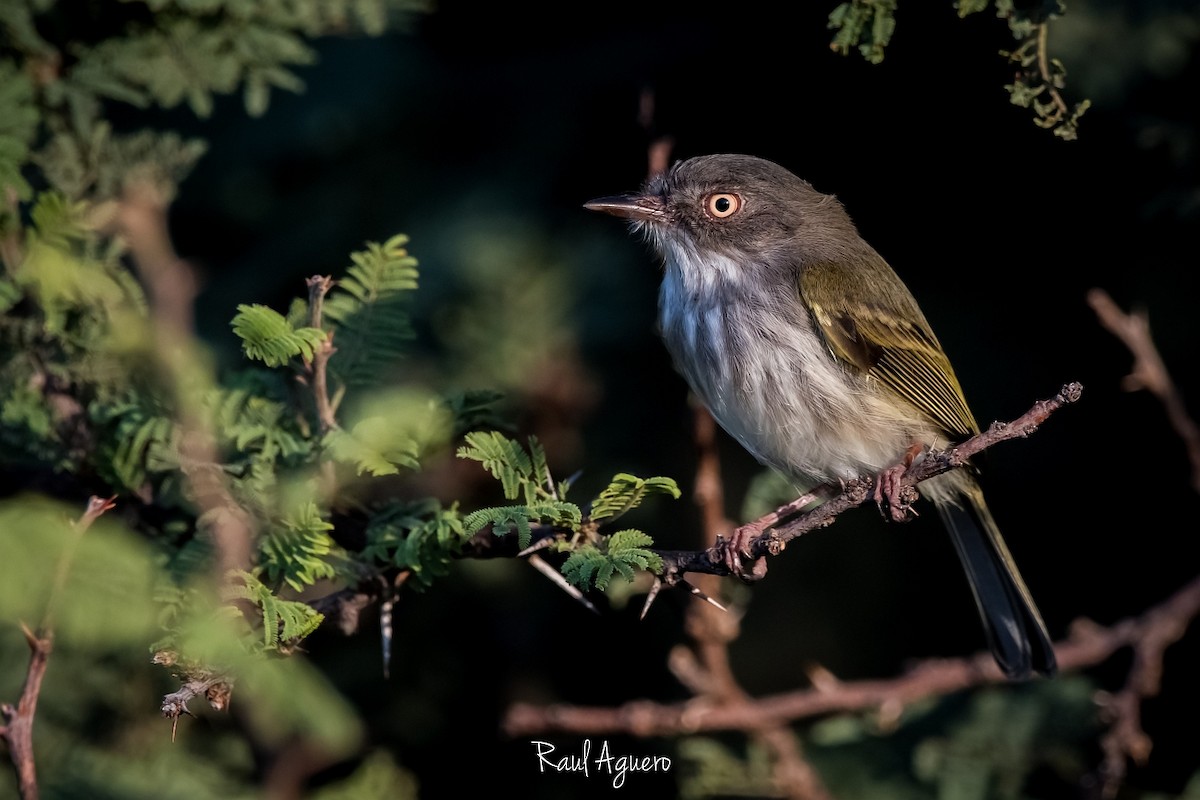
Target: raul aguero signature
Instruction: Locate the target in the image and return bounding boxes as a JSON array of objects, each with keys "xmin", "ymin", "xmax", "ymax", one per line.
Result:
[{"xmin": 531, "ymin": 739, "xmax": 672, "ymax": 788}]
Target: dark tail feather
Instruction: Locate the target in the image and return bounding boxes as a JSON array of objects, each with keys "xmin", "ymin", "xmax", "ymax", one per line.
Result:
[{"xmin": 936, "ymin": 482, "xmax": 1057, "ymax": 679}]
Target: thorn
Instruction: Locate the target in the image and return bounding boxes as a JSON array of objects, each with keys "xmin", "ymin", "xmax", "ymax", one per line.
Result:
[
  {"xmin": 380, "ymin": 586, "xmax": 397, "ymax": 680},
  {"xmin": 18, "ymin": 620, "xmax": 37, "ymax": 648},
  {"xmin": 680, "ymin": 579, "xmax": 727, "ymax": 612},
  {"xmin": 517, "ymin": 537, "xmax": 556, "ymax": 558},
  {"xmin": 640, "ymin": 578, "xmax": 663, "ymax": 621},
  {"xmin": 527, "ymin": 554, "xmax": 598, "ymax": 614},
  {"xmin": 804, "ymin": 662, "xmax": 841, "ymax": 693}
]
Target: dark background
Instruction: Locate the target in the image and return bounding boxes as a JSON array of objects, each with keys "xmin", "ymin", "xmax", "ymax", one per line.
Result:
[{"xmin": 155, "ymin": 1, "xmax": 1200, "ymax": 796}]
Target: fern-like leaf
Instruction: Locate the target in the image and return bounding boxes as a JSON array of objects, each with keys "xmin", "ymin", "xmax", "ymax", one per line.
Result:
[
  {"xmin": 462, "ymin": 501, "xmax": 581, "ymax": 550},
  {"xmin": 456, "ymin": 430, "xmax": 534, "ymax": 501},
  {"xmin": 588, "ymin": 473, "xmax": 681, "ymax": 523},
  {"xmin": 322, "ymin": 233, "xmax": 418, "ymax": 389},
  {"xmin": 561, "ymin": 529, "xmax": 662, "ymax": 591},
  {"xmin": 362, "ymin": 500, "xmax": 469, "ymax": 590},
  {"xmin": 323, "ymin": 424, "xmax": 419, "ymax": 477},
  {"xmin": 225, "ymin": 570, "xmax": 324, "ymax": 651},
  {"xmin": 258, "ymin": 500, "xmax": 338, "ymax": 592},
  {"xmin": 232, "ymin": 303, "xmax": 326, "ymax": 367}
]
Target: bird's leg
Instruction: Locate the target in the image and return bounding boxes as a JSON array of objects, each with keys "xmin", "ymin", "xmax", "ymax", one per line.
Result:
[{"xmin": 874, "ymin": 442, "xmax": 925, "ymax": 523}]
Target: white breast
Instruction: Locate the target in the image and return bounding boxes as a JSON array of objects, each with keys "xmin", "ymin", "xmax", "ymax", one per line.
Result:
[{"xmin": 656, "ymin": 246, "xmax": 929, "ymax": 487}]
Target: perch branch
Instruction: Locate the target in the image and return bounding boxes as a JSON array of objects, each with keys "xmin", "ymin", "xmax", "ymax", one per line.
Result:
[{"xmin": 651, "ymin": 382, "xmax": 1083, "ymax": 583}]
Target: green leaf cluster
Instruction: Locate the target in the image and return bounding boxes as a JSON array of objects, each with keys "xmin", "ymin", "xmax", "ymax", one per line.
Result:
[
  {"xmin": 560, "ymin": 529, "xmax": 663, "ymax": 591},
  {"xmin": 232, "ymin": 304, "xmax": 326, "ymax": 367},
  {"xmin": 457, "ymin": 432, "xmax": 677, "ymax": 587},
  {"xmin": 828, "ymin": 0, "xmax": 897, "ymax": 64},
  {"xmin": 321, "ymin": 233, "xmax": 420, "ymax": 390},
  {"xmin": 828, "ymin": 1, "xmax": 1089, "ymax": 138},
  {"xmin": 681, "ymin": 677, "xmax": 1104, "ymax": 800},
  {"xmin": 225, "ymin": 570, "xmax": 325, "ymax": 650},
  {"xmin": 360, "ymin": 499, "xmax": 469, "ymax": 590}
]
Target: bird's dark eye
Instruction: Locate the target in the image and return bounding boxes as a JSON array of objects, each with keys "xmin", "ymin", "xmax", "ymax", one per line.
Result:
[{"xmin": 705, "ymin": 193, "xmax": 741, "ymax": 219}]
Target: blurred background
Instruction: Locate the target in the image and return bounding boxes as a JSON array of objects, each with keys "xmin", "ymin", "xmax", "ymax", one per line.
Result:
[{"xmin": 5, "ymin": 0, "xmax": 1200, "ymax": 797}]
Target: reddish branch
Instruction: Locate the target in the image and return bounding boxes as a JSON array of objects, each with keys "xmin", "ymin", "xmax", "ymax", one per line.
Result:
[
  {"xmin": 303, "ymin": 275, "xmax": 339, "ymax": 435},
  {"xmin": 504, "ymin": 573, "xmax": 1200, "ymax": 739},
  {"xmin": 114, "ymin": 180, "xmax": 252, "ymax": 577},
  {"xmin": 650, "ymin": 382, "xmax": 1083, "ymax": 583},
  {"xmin": 1087, "ymin": 288, "xmax": 1200, "ymax": 492},
  {"xmin": 673, "ymin": 406, "xmax": 831, "ymax": 800},
  {"xmin": 1, "ymin": 496, "xmax": 116, "ymax": 800},
  {"xmin": 1087, "ymin": 288, "xmax": 1200, "ymax": 797}
]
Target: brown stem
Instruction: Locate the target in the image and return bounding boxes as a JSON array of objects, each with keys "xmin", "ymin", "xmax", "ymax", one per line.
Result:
[
  {"xmin": 652, "ymin": 382, "xmax": 1083, "ymax": 582},
  {"xmin": 115, "ymin": 180, "xmax": 253, "ymax": 576},
  {"xmin": 305, "ymin": 275, "xmax": 338, "ymax": 434},
  {"xmin": 2, "ymin": 497, "xmax": 115, "ymax": 800},
  {"xmin": 683, "ymin": 405, "xmax": 830, "ymax": 800},
  {"xmin": 1035, "ymin": 23, "xmax": 1069, "ymax": 123},
  {"xmin": 504, "ymin": 572, "xmax": 1200, "ymax": 738},
  {"xmin": 1088, "ymin": 288, "xmax": 1200, "ymax": 492},
  {"xmin": 0, "ymin": 626, "xmax": 50, "ymax": 800}
]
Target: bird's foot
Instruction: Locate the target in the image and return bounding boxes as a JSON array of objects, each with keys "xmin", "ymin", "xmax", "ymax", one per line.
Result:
[
  {"xmin": 873, "ymin": 443, "xmax": 925, "ymax": 523},
  {"xmin": 716, "ymin": 521, "xmax": 770, "ymax": 583}
]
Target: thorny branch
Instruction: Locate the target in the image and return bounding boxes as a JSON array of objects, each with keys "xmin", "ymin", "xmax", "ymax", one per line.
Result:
[
  {"xmin": 505, "ymin": 293, "xmax": 1200, "ymax": 800},
  {"xmin": 1087, "ymin": 288, "xmax": 1200, "ymax": 797},
  {"xmin": 1087, "ymin": 288, "xmax": 1200, "ymax": 492},
  {"xmin": 673, "ymin": 405, "xmax": 831, "ymax": 800},
  {"xmin": 304, "ymin": 275, "xmax": 339, "ymax": 435},
  {"xmin": 113, "ymin": 180, "xmax": 254, "ymax": 733},
  {"xmin": 503, "ymin": 573, "xmax": 1200, "ymax": 739},
  {"xmin": 649, "ymin": 382, "xmax": 1083, "ymax": 585},
  {"xmin": 2, "ymin": 496, "xmax": 116, "ymax": 800}
]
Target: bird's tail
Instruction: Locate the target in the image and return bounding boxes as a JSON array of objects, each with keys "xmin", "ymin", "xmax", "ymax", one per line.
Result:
[{"xmin": 936, "ymin": 479, "xmax": 1057, "ymax": 679}]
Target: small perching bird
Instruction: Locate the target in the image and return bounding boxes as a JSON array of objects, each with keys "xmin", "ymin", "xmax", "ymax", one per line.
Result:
[{"xmin": 585, "ymin": 154, "xmax": 1056, "ymax": 679}]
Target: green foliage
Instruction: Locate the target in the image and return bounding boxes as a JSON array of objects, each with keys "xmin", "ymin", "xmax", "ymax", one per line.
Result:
[
  {"xmin": 0, "ymin": 61, "xmax": 38, "ymax": 199},
  {"xmin": 225, "ymin": 570, "xmax": 325, "ymax": 650},
  {"xmin": 560, "ymin": 529, "xmax": 663, "ymax": 591},
  {"xmin": 231, "ymin": 303, "xmax": 327, "ymax": 367},
  {"xmin": 445, "ymin": 388, "xmax": 512, "ymax": 437},
  {"xmin": 1, "ymin": 0, "xmax": 426, "ymax": 207},
  {"xmin": 457, "ymin": 430, "xmax": 559, "ymax": 503},
  {"xmin": 457, "ymin": 432, "xmax": 673, "ymax": 584},
  {"xmin": 678, "ymin": 677, "xmax": 1104, "ymax": 800},
  {"xmin": 258, "ymin": 499, "xmax": 339, "ymax": 592},
  {"xmin": 828, "ymin": 0, "xmax": 897, "ymax": 64},
  {"xmin": 457, "ymin": 431, "xmax": 581, "ymax": 547},
  {"xmin": 0, "ymin": 497, "xmax": 159, "ymax": 647},
  {"xmin": 323, "ymin": 387, "xmax": 452, "ymax": 476},
  {"xmin": 309, "ymin": 750, "xmax": 419, "ymax": 800},
  {"xmin": 588, "ymin": 473, "xmax": 681, "ymax": 522},
  {"xmin": 322, "ymin": 233, "xmax": 420, "ymax": 390},
  {"xmin": 828, "ymin": 1, "xmax": 1089, "ymax": 138},
  {"xmin": 678, "ymin": 738, "xmax": 781, "ymax": 800},
  {"xmin": 360, "ymin": 500, "xmax": 469, "ymax": 589}
]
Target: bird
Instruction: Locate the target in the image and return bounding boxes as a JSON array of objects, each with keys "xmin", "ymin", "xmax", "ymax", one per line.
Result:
[{"xmin": 584, "ymin": 153, "xmax": 1056, "ymax": 679}]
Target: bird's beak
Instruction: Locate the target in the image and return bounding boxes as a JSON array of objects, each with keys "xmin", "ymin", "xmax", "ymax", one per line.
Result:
[{"xmin": 583, "ymin": 193, "xmax": 666, "ymax": 222}]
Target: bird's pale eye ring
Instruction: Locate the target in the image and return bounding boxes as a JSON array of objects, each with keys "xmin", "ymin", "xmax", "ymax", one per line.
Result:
[{"xmin": 704, "ymin": 193, "xmax": 742, "ymax": 219}]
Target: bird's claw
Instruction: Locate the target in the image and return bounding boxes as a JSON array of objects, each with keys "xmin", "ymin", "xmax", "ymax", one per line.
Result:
[
  {"xmin": 873, "ymin": 463, "xmax": 920, "ymax": 523},
  {"xmin": 717, "ymin": 523, "xmax": 769, "ymax": 582}
]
